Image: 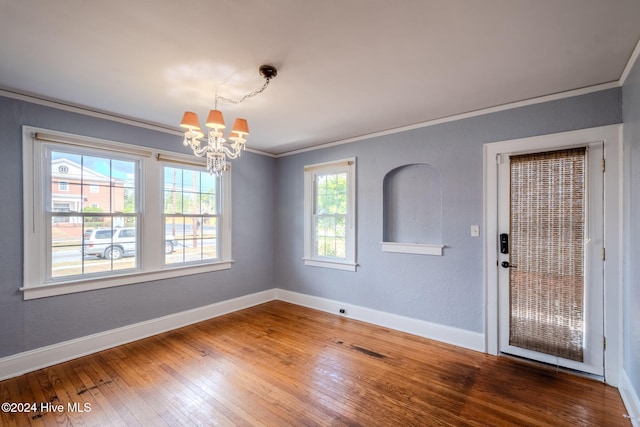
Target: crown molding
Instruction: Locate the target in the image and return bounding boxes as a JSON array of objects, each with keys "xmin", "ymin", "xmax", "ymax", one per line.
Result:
[
  {"xmin": 0, "ymin": 87, "xmax": 276, "ymax": 158},
  {"xmin": 275, "ymin": 38, "xmax": 640, "ymax": 158},
  {"xmin": 0, "ymin": 76, "xmax": 626, "ymax": 160},
  {"xmin": 0, "ymin": 87, "xmax": 182, "ymax": 135},
  {"xmin": 620, "ymin": 37, "xmax": 640, "ymax": 86},
  {"xmin": 274, "ymin": 81, "xmax": 620, "ymax": 157}
]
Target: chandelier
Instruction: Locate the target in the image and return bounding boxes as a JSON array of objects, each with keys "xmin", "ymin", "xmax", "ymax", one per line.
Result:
[{"xmin": 180, "ymin": 64, "xmax": 278, "ymax": 176}]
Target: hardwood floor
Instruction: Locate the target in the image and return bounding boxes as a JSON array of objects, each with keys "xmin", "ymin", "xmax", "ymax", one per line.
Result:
[{"xmin": 0, "ymin": 301, "xmax": 631, "ymax": 426}]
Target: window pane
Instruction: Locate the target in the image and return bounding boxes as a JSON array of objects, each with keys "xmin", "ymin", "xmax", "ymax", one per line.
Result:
[
  {"xmin": 79, "ymin": 183, "xmax": 110, "ymax": 208},
  {"xmin": 315, "ymin": 215, "xmax": 346, "ymax": 258},
  {"xmin": 164, "ymin": 168, "xmax": 184, "ymax": 214},
  {"xmin": 122, "ymin": 188, "xmax": 136, "ymax": 214},
  {"xmin": 165, "ymin": 216, "xmax": 186, "ymax": 265},
  {"xmin": 201, "ymin": 173, "xmax": 216, "ymax": 193},
  {"xmin": 201, "ymin": 191, "xmax": 217, "ymax": 215},
  {"xmin": 165, "ymin": 215, "xmax": 185, "ymax": 239},
  {"xmin": 109, "ymin": 184, "xmax": 129, "ymax": 213},
  {"xmin": 52, "ymin": 152, "xmax": 82, "ymax": 169},
  {"xmin": 202, "ymin": 238, "xmax": 217, "ymax": 260},
  {"xmin": 82, "ymin": 155, "xmax": 111, "ymax": 182},
  {"xmin": 182, "ymin": 192, "xmax": 200, "ymax": 214},
  {"xmin": 182, "ymin": 169, "xmax": 200, "ymax": 192},
  {"xmin": 164, "ymin": 190, "xmax": 181, "ymax": 214},
  {"xmin": 51, "ymin": 216, "xmax": 84, "ymax": 278},
  {"xmin": 51, "ymin": 152, "xmax": 82, "ymax": 190},
  {"xmin": 111, "ymin": 159, "xmax": 136, "ymax": 188},
  {"xmin": 165, "ymin": 216, "xmax": 209, "ymax": 264},
  {"xmin": 201, "ymin": 217, "xmax": 217, "ymax": 239},
  {"xmin": 316, "ymin": 173, "xmax": 347, "ymax": 214}
]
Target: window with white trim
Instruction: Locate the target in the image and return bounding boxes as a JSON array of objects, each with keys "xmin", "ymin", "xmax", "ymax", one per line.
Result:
[
  {"xmin": 162, "ymin": 164, "xmax": 221, "ymax": 265},
  {"xmin": 48, "ymin": 147, "xmax": 140, "ymax": 279},
  {"xmin": 303, "ymin": 158, "xmax": 357, "ymax": 271},
  {"xmin": 22, "ymin": 127, "xmax": 233, "ymax": 300}
]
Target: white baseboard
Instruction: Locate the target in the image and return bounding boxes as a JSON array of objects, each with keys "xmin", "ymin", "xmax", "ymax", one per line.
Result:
[
  {"xmin": 620, "ymin": 369, "xmax": 640, "ymax": 427},
  {"xmin": 4, "ymin": 286, "xmax": 637, "ymax": 421},
  {"xmin": 0, "ymin": 289, "xmax": 276, "ymax": 381},
  {"xmin": 0, "ymin": 287, "xmax": 485, "ymax": 381},
  {"xmin": 274, "ymin": 288, "xmax": 485, "ymax": 352}
]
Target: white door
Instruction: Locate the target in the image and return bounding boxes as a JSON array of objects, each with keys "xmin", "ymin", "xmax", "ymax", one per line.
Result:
[{"xmin": 497, "ymin": 142, "xmax": 604, "ymax": 376}]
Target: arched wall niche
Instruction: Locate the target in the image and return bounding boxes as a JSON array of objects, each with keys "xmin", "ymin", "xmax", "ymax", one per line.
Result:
[{"xmin": 381, "ymin": 163, "xmax": 444, "ymax": 255}]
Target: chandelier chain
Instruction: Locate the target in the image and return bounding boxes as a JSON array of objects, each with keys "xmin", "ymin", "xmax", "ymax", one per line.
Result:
[{"xmin": 215, "ymin": 78, "xmax": 271, "ymax": 105}]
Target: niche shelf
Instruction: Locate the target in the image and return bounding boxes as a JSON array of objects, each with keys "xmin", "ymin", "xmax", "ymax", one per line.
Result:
[{"xmin": 381, "ymin": 163, "xmax": 444, "ymax": 256}]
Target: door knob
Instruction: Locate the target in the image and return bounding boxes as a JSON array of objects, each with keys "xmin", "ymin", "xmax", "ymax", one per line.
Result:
[{"xmin": 501, "ymin": 261, "xmax": 517, "ymax": 269}]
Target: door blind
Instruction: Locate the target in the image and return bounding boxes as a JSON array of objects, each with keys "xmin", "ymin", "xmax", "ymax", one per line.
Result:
[{"xmin": 509, "ymin": 148, "xmax": 586, "ymax": 362}]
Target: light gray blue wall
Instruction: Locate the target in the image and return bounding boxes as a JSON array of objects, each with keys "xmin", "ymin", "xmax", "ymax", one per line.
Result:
[
  {"xmin": 622, "ymin": 59, "xmax": 640, "ymax": 399},
  {"xmin": 275, "ymin": 89, "xmax": 622, "ymax": 333},
  {"xmin": 0, "ymin": 86, "xmax": 630, "ymax": 366},
  {"xmin": 0, "ymin": 96, "xmax": 276, "ymax": 358}
]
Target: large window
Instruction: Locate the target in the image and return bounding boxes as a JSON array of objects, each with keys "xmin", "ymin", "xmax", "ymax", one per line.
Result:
[
  {"xmin": 303, "ymin": 158, "xmax": 357, "ymax": 271},
  {"xmin": 23, "ymin": 128, "xmax": 232, "ymax": 299}
]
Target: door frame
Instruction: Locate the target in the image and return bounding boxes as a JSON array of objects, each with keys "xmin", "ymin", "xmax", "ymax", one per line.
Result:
[{"xmin": 483, "ymin": 124, "xmax": 623, "ymax": 385}]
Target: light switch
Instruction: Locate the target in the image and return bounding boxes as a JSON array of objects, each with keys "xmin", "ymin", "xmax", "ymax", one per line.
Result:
[{"xmin": 470, "ymin": 225, "xmax": 480, "ymax": 237}]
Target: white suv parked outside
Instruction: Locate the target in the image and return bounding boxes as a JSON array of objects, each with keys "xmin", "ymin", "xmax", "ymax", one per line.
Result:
[{"xmin": 83, "ymin": 227, "xmax": 177, "ymax": 259}]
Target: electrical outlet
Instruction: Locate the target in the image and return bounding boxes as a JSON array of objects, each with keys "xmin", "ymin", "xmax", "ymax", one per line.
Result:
[
  {"xmin": 339, "ymin": 308, "xmax": 347, "ymax": 315},
  {"xmin": 470, "ymin": 225, "xmax": 480, "ymax": 237}
]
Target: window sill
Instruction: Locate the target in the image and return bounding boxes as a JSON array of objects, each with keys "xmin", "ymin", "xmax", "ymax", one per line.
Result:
[
  {"xmin": 303, "ymin": 258, "xmax": 358, "ymax": 272},
  {"xmin": 20, "ymin": 261, "xmax": 233, "ymax": 300},
  {"xmin": 380, "ymin": 242, "xmax": 444, "ymax": 256}
]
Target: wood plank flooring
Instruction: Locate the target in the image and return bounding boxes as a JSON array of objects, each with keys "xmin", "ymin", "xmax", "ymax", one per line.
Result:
[{"xmin": 0, "ymin": 301, "xmax": 631, "ymax": 426}]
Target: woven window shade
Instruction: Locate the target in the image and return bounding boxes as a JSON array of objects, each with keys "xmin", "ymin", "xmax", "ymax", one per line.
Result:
[{"xmin": 509, "ymin": 148, "xmax": 586, "ymax": 362}]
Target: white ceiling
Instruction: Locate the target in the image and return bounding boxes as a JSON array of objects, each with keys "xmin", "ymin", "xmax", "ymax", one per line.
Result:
[{"xmin": 1, "ymin": 1, "xmax": 639, "ymax": 155}]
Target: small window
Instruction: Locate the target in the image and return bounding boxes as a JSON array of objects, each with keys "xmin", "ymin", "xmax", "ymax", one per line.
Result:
[
  {"xmin": 303, "ymin": 158, "xmax": 356, "ymax": 271},
  {"xmin": 90, "ymin": 184, "xmax": 99, "ymax": 193},
  {"xmin": 58, "ymin": 181, "xmax": 69, "ymax": 191},
  {"xmin": 162, "ymin": 164, "xmax": 221, "ymax": 266}
]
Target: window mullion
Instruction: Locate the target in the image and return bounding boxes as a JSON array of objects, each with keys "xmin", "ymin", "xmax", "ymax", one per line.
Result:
[{"xmin": 143, "ymin": 154, "xmax": 162, "ymax": 272}]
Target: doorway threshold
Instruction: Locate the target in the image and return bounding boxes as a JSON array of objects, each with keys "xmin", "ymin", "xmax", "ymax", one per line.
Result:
[{"xmin": 499, "ymin": 352, "xmax": 605, "ymax": 383}]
